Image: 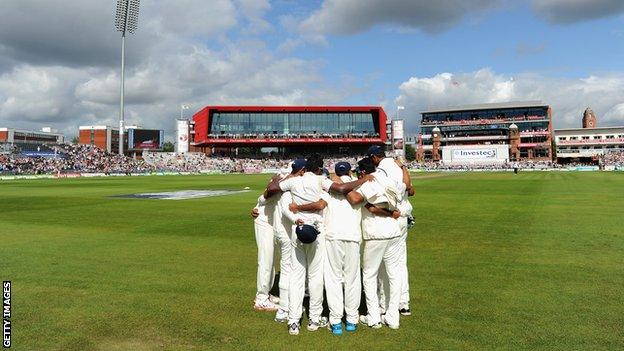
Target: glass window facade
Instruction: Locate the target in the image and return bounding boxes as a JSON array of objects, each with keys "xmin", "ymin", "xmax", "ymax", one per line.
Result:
[
  {"xmin": 209, "ymin": 112, "xmax": 377, "ymax": 135},
  {"xmin": 421, "ymin": 107, "xmax": 548, "ymax": 124}
]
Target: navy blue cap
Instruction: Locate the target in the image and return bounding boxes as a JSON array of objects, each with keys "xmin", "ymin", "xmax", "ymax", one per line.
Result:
[
  {"xmin": 334, "ymin": 161, "xmax": 351, "ymax": 176},
  {"xmin": 366, "ymin": 145, "xmax": 384, "ymax": 157},
  {"xmin": 295, "ymin": 224, "xmax": 319, "ymax": 244},
  {"xmin": 291, "ymin": 158, "xmax": 306, "ymax": 173}
]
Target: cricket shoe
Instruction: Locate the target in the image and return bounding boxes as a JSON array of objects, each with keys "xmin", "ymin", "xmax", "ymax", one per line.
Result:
[
  {"xmin": 379, "ymin": 305, "xmax": 387, "ymax": 315},
  {"xmin": 330, "ymin": 323, "xmax": 343, "ymax": 335},
  {"xmin": 345, "ymin": 322, "xmax": 357, "ymax": 332},
  {"xmin": 359, "ymin": 315, "xmax": 382, "ymax": 329},
  {"xmin": 253, "ymin": 299, "xmax": 279, "ymax": 312},
  {"xmin": 307, "ymin": 317, "xmax": 328, "ymax": 331},
  {"xmin": 274, "ymin": 309, "xmax": 288, "ymax": 323},
  {"xmin": 399, "ymin": 307, "xmax": 412, "ymax": 316},
  {"xmin": 288, "ymin": 323, "xmax": 300, "ymax": 336},
  {"xmin": 269, "ymin": 295, "xmax": 280, "ymax": 304},
  {"xmin": 382, "ymin": 315, "xmax": 399, "ymax": 330}
]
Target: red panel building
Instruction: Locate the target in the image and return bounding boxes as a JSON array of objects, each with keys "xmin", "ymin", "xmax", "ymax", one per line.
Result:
[
  {"xmin": 191, "ymin": 106, "xmax": 387, "ymax": 155},
  {"xmin": 79, "ymin": 126, "xmax": 124, "ymax": 154}
]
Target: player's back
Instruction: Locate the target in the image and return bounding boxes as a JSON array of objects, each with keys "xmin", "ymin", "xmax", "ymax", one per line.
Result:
[
  {"xmin": 377, "ymin": 157, "xmax": 403, "ymax": 184},
  {"xmin": 377, "ymin": 157, "xmax": 412, "ymax": 214},
  {"xmin": 358, "ymin": 171, "xmax": 401, "ymax": 240},
  {"xmin": 324, "ymin": 175, "xmax": 362, "ymax": 242},
  {"xmin": 279, "ymin": 172, "xmax": 324, "ymax": 225},
  {"xmin": 288, "ymin": 172, "xmax": 324, "ymax": 205}
]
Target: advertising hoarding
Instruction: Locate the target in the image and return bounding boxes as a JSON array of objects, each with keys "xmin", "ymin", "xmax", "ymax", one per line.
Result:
[
  {"xmin": 442, "ymin": 144, "xmax": 509, "ymax": 164},
  {"xmin": 391, "ymin": 119, "xmax": 405, "ymax": 158},
  {"xmin": 128, "ymin": 129, "xmax": 164, "ymax": 150},
  {"xmin": 176, "ymin": 120, "xmax": 189, "ymax": 154}
]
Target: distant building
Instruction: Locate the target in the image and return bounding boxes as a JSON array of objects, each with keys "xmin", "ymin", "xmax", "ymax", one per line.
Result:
[
  {"xmin": 582, "ymin": 107, "xmax": 598, "ymax": 129},
  {"xmin": 78, "ymin": 125, "xmax": 163, "ymax": 156},
  {"xmin": 79, "ymin": 125, "xmax": 125, "ymax": 154},
  {"xmin": 191, "ymin": 106, "xmax": 387, "ymax": 155},
  {"xmin": 0, "ymin": 127, "xmax": 64, "ymax": 156},
  {"xmin": 417, "ymin": 101, "xmax": 553, "ymax": 163},
  {"xmin": 0, "ymin": 127, "xmax": 64, "ymax": 145},
  {"xmin": 554, "ymin": 107, "xmax": 624, "ymax": 162}
]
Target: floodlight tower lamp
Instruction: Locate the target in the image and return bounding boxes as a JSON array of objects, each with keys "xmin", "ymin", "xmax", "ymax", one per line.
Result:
[{"xmin": 114, "ymin": 0, "xmax": 140, "ymax": 155}]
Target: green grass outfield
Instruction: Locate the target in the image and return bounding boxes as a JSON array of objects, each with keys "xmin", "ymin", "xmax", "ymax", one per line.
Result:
[{"xmin": 1, "ymin": 172, "xmax": 623, "ymax": 350}]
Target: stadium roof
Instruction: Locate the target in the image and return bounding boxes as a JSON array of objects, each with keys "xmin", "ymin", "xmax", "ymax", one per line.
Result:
[
  {"xmin": 194, "ymin": 105, "xmax": 385, "ymax": 113},
  {"xmin": 421, "ymin": 101, "xmax": 548, "ymax": 114},
  {"xmin": 555, "ymin": 126, "xmax": 624, "ymax": 133},
  {"xmin": 0, "ymin": 127, "xmax": 64, "ymax": 136}
]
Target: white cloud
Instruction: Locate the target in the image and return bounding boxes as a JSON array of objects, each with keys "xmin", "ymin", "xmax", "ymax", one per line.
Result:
[
  {"xmin": 396, "ymin": 68, "xmax": 624, "ymax": 131},
  {"xmin": 0, "ymin": 66, "xmax": 89, "ymax": 124},
  {"xmin": 531, "ymin": 0, "xmax": 624, "ymax": 24},
  {"xmin": 0, "ymin": 0, "xmax": 343, "ymax": 139},
  {"xmin": 299, "ymin": 0, "xmax": 500, "ymax": 36},
  {"xmin": 145, "ymin": 0, "xmax": 238, "ymax": 38},
  {"xmin": 234, "ymin": 0, "xmax": 272, "ymax": 34}
]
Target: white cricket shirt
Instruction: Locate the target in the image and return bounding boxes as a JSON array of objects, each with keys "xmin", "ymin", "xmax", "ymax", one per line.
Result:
[
  {"xmin": 278, "ymin": 172, "xmax": 325, "ymax": 226},
  {"xmin": 321, "ymin": 175, "xmax": 362, "ymax": 242},
  {"xmin": 377, "ymin": 157, "xmax": 413, "ymax": 216},
  {"xmin": 357, "ymin": 171, "xmax": 401, "ymax": 240}
]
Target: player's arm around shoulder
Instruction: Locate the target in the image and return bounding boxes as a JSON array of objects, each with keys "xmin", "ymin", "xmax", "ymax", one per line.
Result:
[
  {"xmin": 365, "ymin": 203, "xmax": 400, "ymax": 218},
  {"xmin": 264, "ymin": 173, "xmax": 294, "ymax": 198},
  {"xmin": 328, "ymin": 173, "xmax": 373, "ymax": 195},
  {"xmin": 397, "ymin": 159, "xmax": 415, "ymax": 196},
  {"xmin": 290, "ymin": 198, "xmax": 327, "ymax": 213}
]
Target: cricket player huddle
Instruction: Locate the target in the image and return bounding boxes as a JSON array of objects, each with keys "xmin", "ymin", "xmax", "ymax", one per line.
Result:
[{"xmin": 250, "ymin": 145, "xmax": 415, "ymax": 336}]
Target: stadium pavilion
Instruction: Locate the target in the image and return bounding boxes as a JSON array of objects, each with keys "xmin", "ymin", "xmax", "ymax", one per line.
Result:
[
  {"xmin": 189, "ymin": 106, "xmax": 388, "ymax": 156},
  {"xmin": 554, "ymin": 107, "xmax": 624, "ymax": 164},
  {"xmin": 0, "ymin": 127, "xmax": 64, "ymax": 156},
  {"xmin": 417, "ymin": 101, "xmax": 553, "ymax": 163}
]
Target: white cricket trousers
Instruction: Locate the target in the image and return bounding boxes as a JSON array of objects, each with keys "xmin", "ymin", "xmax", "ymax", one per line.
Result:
[
  {"xmin": 274, "ymin": 229, "xmax": 292, "ymax": 311},
  {"xmin": 362, "ymin": 235, "xmax": 402, "ymax": 327},
  {"xmin": 324, "ymin": 239, "xmax": 361, "ymax": 325},
  {"xmin": 254, "ymin": 220, "xmax": 275, "ymax": 300},
  {"xmin": 398, "ymin": 216, "xmax": 410, "ymax": 307},
  {"xmin": 288, "ymin": 235, "xmax": 325, "ymax": 324},
  {"xmin": 379, "ymin": 217, "xmax": 410, "ymax": 309}
]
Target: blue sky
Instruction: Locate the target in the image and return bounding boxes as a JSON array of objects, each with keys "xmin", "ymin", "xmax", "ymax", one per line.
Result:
[
  {"xmin": 0, "ymin": 0, "xmax": 623, "ymax": 137},
  {"xmin": 269, "ymin": 1, "xmax": 624, "ymax": 105}
]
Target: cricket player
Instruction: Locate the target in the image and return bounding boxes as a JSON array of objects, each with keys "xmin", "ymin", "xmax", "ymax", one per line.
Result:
[
  {"xmin": 346, "ymin": 157, "xmax": 404, "ymax": 329},
  {"xmin": 272, "ymin": 159, "xmax": 307, "ymax": 323},
  {"xmin": 319, "ymin": 161, "xmax": 363, "ymax": 335},
  {"xmin": 251, "ymin": 183, "xmax": 280, "ymax": 312},
  {"xmin": 265, "ymin": 154, "xmax": 372, "ymax": 335},
  {"xmin": 368, "ymin": 145, "xmax": 415, "ymax": 316}
]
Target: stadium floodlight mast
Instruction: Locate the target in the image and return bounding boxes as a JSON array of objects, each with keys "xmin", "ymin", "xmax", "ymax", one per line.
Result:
[
  {"xmin": 115, "ymin": 0, "xmax": 140, "ymax": 155},
  {"xmin": 180, "ymin": 104, "xmax": 190, "ymax": 119}
]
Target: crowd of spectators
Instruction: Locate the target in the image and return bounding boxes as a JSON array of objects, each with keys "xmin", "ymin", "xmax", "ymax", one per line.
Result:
[
  {"xmin": 421, "ymin": 115, "xmax": 545, "ymax": 126},
  {"xmin": 143, "ymin": 152, "xmax": 363, "ymax": 174},
  {"xmin": 2, "ymin": 142, "xmax": 624, "ymax": 176},
  {"xmin": 406, "ymin": 160, "xmax": 555, "ymax": 171},
  {"xmin": 143, "ymin": 152, "xmax": 292, "ymax": 173},
  {"xmin": 0, "ymin": 144, "xmax": 151, "ymax": 175},
  {"xmin": 600, "ymin": 151, "xmax": 624, "ymax": 167}
]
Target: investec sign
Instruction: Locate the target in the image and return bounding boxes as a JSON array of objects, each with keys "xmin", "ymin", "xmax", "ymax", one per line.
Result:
[{"xmin": 452, "ymin": 148, "xmax": 497, "ymax": 160}]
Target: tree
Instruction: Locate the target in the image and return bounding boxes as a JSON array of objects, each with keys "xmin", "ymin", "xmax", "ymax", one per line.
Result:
[
  {"xmin": 162, "ymin": 141, "xmax": 174, "ymax": 152},
  {"xmin": 405, "ymin": 144, "xmax": 416, "ymax": 161}
]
